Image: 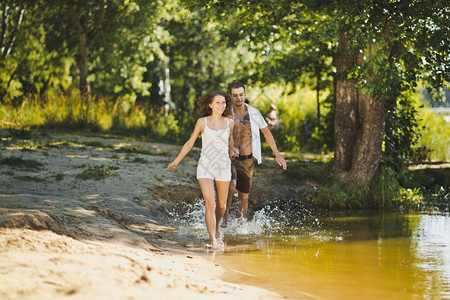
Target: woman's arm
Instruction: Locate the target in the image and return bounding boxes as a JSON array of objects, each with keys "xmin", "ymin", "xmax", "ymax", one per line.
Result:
[{"xmin": 167, "ymin": 118, "xmax": 203, "ymax": 169}]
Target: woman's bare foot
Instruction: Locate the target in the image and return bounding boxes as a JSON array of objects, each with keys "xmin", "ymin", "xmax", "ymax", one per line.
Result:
[
  {"xmin": 206, "ymin": 240, "xmax": 224, "ymax": 249},
  {"xmin": 206, "ymin": 238, "xmax": 216, "ymax": 248}
]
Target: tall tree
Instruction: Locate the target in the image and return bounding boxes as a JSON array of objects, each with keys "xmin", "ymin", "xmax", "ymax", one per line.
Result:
[
  {"xmin": 156, "ymin": 4, "xmax": 253, "ymax": 133},
  {"xmin": 329, "ymin": 1, "xmax": 449, "ymax": 187},
  {"xmin": 44, "ymin": 0, "xmax": 166, "ymax": 101},
  {"xmin": 187, "ymin": 0, "xmax": 449, "ymax": 189},
  {"xmin": 66, "ymin": 1, "xmax": 107, "ymax": 98},
  {"xmin": 0, "ymin": 1, "xmax": 62, "ymax": 103},
  {"xmin": 0, "ymin": 0, "xmax": 24, "ymax": 102}
]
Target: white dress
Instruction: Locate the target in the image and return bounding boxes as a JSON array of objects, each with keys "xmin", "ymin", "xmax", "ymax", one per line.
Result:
[{"xmin": 196, "ymin": 117, "xmax": 231, "ymax": 181}]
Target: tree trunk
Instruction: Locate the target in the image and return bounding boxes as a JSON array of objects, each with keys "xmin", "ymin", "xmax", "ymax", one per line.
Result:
[
  {"xmin": 77, "ymin": 32, "xmax": 90, "ymax": 98},
  {"xmin": 316, "ymin": 70, "xmax": 321, "ymax": 128},
  {"xmin": 67, "ymin": 4, "xmax": 90, "ymax": 99},
  {"xmin": 349, "ymin": 84, "xmax": 386, "ymax": 186},
  {"xmin": 334, "ymin": 31, "xmax": 358, "ymax": 182},
  {"xmin": 334, "ymin": 31, "xmax": 387, "ymax": 187}
]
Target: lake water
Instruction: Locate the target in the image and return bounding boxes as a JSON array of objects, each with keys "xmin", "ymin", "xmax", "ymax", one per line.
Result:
[{"xmin": 170, "ymin": 200, "xmax": 450, "ymax": 299}]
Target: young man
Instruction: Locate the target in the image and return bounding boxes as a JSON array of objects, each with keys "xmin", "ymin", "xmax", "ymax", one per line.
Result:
[{"xmin": 222, "ymin": 83, "xmax": 287, "ymax": 227}]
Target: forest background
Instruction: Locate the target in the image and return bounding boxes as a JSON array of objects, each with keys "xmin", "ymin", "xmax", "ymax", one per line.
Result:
[{"xmin": 1, "ymin": 0, "xmax": 449, "ymax": 210}]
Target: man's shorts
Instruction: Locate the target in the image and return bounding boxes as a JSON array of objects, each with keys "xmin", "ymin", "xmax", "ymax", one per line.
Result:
[{"xmin": 231, "ymin": 156, "xmax": 254, "ymax": 193}]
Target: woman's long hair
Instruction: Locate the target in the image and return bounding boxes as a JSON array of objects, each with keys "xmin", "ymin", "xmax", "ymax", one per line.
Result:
[{"xmin": 198, "ymin": 91, "xmax": 232, "ymax": 117}]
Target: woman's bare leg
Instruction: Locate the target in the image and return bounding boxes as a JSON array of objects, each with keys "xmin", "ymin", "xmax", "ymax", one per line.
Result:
[
  {"xmin": 221, "ymin": 179, "xmax": 236, "ymax": 228},
  {"xmin": 215, "ymin": 180, "xmax": 230, "ymax": 238},
  {"xmin": 198, "ymin": 178, "xmax": 217, "ymax": 245}
]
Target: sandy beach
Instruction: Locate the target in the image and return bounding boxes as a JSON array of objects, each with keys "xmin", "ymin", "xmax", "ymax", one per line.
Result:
[{"xmin": 0, "ymin": 130, "xmax": 289, "ymax": 299}]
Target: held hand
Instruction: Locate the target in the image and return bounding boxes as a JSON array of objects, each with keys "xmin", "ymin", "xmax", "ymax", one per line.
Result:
[
  {"xmin": 167, "ymin": 161, "xmax": 178, "ymax": 170},
  {"xmin": 231, "ymin": 147, "xmax": 240, "ymax": 159},
  {"xmin": 276, "ymin": 155, "xmax": 287, "ymax": 170}
]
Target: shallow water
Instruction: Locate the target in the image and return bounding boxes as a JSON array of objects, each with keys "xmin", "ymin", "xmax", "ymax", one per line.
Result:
[{"xmin": 169, "ymin": 200, "xmax": 450, "ymax": 299}]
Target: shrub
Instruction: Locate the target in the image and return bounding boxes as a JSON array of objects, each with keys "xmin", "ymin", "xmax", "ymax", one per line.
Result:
[
  {"xmin": 393, "ymin": 188, "xmax": 425, "ymax": 211},
  {"xmin": 371, "ymin": 166, "xmax": 401, "ymax": 208}
]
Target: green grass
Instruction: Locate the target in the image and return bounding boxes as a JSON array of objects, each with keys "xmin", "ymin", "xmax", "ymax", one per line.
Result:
[
  {"xmin": 76, "ymin": 165, "xmax": 119, "ymax": 181},
  {"xmin": 128, "ymin": 156, "xmax": 148, "ymax": 163},
  {"xmin": 0, "ymin": 92, "xmax": 180, "ymax": 142}
]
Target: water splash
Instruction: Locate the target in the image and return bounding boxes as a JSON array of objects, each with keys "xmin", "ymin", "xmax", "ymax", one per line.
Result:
[
  {"xmin": 167, "ymin": 197, "xmax": 325, "ymax": 243},
  {"xmin": 167, "ymin": 198, "xmax": 208, "ymax": 240}
]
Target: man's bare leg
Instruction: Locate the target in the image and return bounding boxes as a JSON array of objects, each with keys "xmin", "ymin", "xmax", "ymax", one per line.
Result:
[{"xmin": 238, "ymin": 191, "xmax": 249, "ymax": 220}]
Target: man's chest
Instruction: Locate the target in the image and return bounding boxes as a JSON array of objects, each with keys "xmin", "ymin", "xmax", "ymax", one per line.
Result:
[{"xmin": 233, "ymin": 111, "xmax": 252, "ymax": 137}]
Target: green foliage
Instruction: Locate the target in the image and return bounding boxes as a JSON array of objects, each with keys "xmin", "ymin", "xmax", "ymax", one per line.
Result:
[
  {"xmin": 382, "ymin": 90, "xmax": 450, "ymax": 165},
  {"xmin": 0, "ymin": 0, "xmax": 170, "ymax": 103},
  {"xmin": 294, "ymin": 162, "xmax": 447, "ymax": 211},
  {"xmin": 305, "ymin": 183, "xmax": 369, "ymax": 210},
  {"xmin": 313, "ymin": 183, "xmax": 348, "ymax": 210},
  {"xmin": 0, "ymin": 2, "xmax": 57, "ymax": 102},
  {"xmin": 158, "ymin": 5, "xmax": 260, "ymax": 137},
  {"xmin": 249, "ymin": 84, "xmax": 333, "ymax": 153},
  {"xmin": 426, "ymin": 186, "xmax": 450, "ymax": 211},
  {"xmin": 382, "ymin": 92, "xmax": 422, "ymax": 172},
  {"xmin": 76, "ymin": 165, "xmax": 119, "ymax": 181},
  {"xmin": 404, "ymin": 168, "xmax": 450, "ymax": 192},
  {"xmin": 393, "ymin": 188, "xmax": 425, "ymax": 211},
  {"xmin": 371, "ymin": 166, "xmax": 401, "ymax": 209},
  {"xmin": 415, "ymin": 105, "xmax": 450, "ymax": 162}
]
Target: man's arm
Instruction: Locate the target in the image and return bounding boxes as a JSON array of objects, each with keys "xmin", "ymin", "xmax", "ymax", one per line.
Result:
[{"xmin": 261, "ymin": 127, "xmax": 287, "ymax": 169}]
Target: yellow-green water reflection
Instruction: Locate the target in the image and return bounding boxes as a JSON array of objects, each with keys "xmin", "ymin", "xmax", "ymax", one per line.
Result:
[{"xmin": 212, "ymin": 212, "xmax": 450, "ymax": 299}]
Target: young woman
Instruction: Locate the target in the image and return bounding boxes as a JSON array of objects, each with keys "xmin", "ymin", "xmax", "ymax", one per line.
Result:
[{"xmin": 167, "ymin": 91, "xmax": 234, "ymax": 247}]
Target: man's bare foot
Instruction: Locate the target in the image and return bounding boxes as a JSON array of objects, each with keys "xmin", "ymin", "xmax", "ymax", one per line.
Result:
[
  {"xmin": 238, "ymin": 217, "xmax": 247, "ymax": 226},
  {"xmin": 220, "ymin": 219, "xmax": 228, "ymax": 228}
]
